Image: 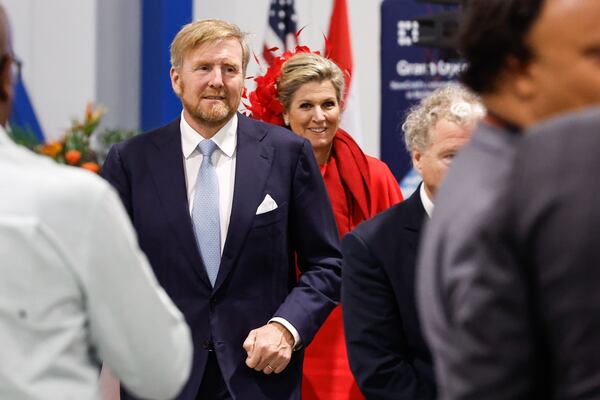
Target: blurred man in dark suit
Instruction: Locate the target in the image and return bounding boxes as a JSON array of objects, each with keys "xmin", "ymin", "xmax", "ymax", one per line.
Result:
[
  {"xmin": 418, "ymin": 0, "xmax": 600, "ymax": 398},
  {"xmin": 342, "ymin": 84, "xmax": 482, "ymax": 399}
]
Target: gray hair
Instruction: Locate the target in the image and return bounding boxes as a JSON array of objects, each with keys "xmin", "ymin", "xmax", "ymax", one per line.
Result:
[{"xmin": 402, "ymin": 83, "xmax": 485, "ymax": 155}]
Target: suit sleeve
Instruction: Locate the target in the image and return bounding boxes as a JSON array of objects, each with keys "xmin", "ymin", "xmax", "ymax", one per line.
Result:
[
  {"xmin": 273, "ymin": 140, "xmax": 342, "ymax": 346},
  {"xmin": 100, "ymin": 144, "xmax": 133, "ymax": 219},
  {"xmin": 342, "ymin": 230, "xmax": 431, "ymax": 400}
]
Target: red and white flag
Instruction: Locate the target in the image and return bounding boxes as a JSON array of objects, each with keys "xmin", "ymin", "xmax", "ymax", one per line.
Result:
[{"xmin": 327, "ymin": 0, "xmax": 363, "ymax": 145}]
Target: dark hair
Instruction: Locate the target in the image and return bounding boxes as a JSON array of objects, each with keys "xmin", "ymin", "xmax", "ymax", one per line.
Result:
[
  {"xmin": 458, "ymin": 0, "xmax": 544, "ymax": 94},
  {"xmin": 0, "ymin": 5, "xmax": 9, "ymax": 58}
]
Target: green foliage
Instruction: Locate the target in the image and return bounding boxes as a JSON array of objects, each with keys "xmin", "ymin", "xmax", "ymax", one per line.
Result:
[
  {"xmin": 10, "ymin": 103, "xmax": 140, "ymax": 172},
  {"xmin": 8, "ymin": 124, "xmax": 41, "ymax": 150},
  {"xmin": 97, "ymin": 128, "xmax": 138, "ymax": 147}
]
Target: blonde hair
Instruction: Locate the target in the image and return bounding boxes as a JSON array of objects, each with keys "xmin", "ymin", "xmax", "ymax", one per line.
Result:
[
  {"xmin": 170, "ymin": 19, "xmax": 250, "ymax": 73},
  {"xmin": 277, "ymin": 52, "xmax": 345, "ymax": 110},
  {"xmin": 402, "ymin": 83, "xmax": 485, "ymax": 155}
]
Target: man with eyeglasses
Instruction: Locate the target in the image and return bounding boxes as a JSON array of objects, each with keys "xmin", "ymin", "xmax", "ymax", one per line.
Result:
[{"xmin": 0, "ymin": 4, "xmax": 194, "ymax": 400}]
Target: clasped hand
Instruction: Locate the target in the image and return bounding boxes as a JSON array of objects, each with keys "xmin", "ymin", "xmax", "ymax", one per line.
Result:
[{"xmin": 243, "ymin": 322, "xmax": 294, "ymax": 375}]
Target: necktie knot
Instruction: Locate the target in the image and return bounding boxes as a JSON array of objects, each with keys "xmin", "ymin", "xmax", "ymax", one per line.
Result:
[{"xmin": 198, "ymin": 140, "xmax": 218, "ymax": 158}]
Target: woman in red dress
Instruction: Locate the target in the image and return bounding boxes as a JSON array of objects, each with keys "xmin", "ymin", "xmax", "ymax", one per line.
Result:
[{"xmin": 248, "ymin": 50, "xmax": 402, "ymax": 399}]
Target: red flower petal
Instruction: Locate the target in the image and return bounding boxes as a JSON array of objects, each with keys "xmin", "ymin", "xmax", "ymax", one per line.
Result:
[{"xmin": 245, "ymin": 39, "xmax": 321, "ymax": 127}]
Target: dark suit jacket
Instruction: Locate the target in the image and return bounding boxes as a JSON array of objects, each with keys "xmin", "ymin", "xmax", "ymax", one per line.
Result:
[
  {"xmin": 100, "ymin": 114, "xmax": 342, "ymax": 400},
  {"xmin": 505, "ymin": 107, "xmax": 600, "ymax": 398},
  {"xmin": 417, "ymin": 108, "xmax": 600, "ymax": 399},
  {"xmin": 342, "ymin": 187, "xmax": 435, "ymax": 399},
  {"xmin": 416, "ymin": 122, "xmax": 525, "ymax": 399}
]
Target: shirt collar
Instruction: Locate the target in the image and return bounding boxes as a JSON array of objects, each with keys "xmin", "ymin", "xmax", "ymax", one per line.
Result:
[
  {"xmin": 419, "ymin": 182, "xmax": 434, "ymax": 218},
  {"xmin": 180, "ymin": 112, "xmax": 237, "ymax": 159}
]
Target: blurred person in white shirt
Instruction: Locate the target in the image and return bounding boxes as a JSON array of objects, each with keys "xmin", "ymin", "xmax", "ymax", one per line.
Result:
[{"xmin": 0, "ymin": 4, "xmax": 193, "ymax": 399}]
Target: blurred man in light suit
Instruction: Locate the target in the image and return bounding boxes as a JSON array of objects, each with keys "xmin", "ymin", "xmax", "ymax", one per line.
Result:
[
  {"xmin": 0, "ymin": 4, "xmax": 193, "ymax": 400},
  {"xmin": 342, "ymin": 84, "xmax": 482, "ymax": 400},
  {"xmin": 417, "ymin": 0, "xmax": 600, "ymax": 398},
  {"xmin": 101, "ymin": 19, "xmax": 341, "ymax": 400}
]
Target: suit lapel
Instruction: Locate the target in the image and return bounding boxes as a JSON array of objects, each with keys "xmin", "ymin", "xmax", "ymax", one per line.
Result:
[
  {"xmin": 404, "ymin": 185, "xmax": 427, "ymax": 250},
  {"xmin": 146, "ymin": 119, "xmax": 212, "ymax": 288},
  {"xmin": 214, "ymin": 114, "xmax": 273, "ymax": 292}
]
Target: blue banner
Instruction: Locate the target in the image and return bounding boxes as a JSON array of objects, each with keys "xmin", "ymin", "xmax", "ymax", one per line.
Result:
[
  {"xmin": 140, "ymin": 0, "xmax": 193, "ymax": 132},
  {"xmin": 380, "ymin": 0, "xmax": 464, "ymax": 192},
  {"xmin": 10, "ymin": 79, "xmax": 44, "ymax": 142}
]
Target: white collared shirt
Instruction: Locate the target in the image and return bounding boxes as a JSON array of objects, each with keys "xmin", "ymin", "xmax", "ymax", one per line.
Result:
[
  {"xmin": 0, "ymin": 127, "xmax": 192, "ymax": 399},
  {"xmin": 181, "ymin": 113, "xmax": 237, "ymax": 254},
  {"xmin": 420, "ymin": 182, "xmax": 435, "ymax": 217}
]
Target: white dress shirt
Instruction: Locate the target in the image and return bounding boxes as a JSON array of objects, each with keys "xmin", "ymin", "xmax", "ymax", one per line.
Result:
[
  {"xmin": 0, "ymin": 127, "xmax": 192, "ymax": 400},
  {"xmin": 420, "ymin": 182, "xmax": 434, "ymax": 218},
  {"xmin": 180, "ymin": 113, "xmax": 301, "ymax": 348},
  {"xmin": 181, "ymin": 113, "xmax": 237, "ymax": 254}
]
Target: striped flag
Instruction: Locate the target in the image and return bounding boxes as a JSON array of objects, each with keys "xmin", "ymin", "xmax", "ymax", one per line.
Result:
[
  {"xmin": 327, "ymin": 0, "xmax": 363, "ymax": 145},
  {"xmin": 262, "ymin": 0, "xmax": 298, "ymax": 65}
]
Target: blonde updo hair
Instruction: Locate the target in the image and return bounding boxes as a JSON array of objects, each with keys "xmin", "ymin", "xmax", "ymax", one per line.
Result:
[
  {"xmin": 277, "ymin": 52, "xmax": 346, "ymax": 110},
  {"xmin": 170, "ymin": 19, "xmax": 250, "ymax": 74},
  {"xmin": 402, "ymin": 83, "xmax": 485, "ymax": 155}
]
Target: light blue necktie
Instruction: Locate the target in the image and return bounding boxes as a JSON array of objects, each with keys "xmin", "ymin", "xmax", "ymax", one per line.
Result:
[{"xmin": 192, "ymin": 140, "xmax": 221, "ymax": 286}]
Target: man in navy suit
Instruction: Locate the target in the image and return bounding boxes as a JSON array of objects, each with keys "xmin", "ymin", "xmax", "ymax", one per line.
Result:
[
  {"xmin": 342, "ymin": 85, "xmax": 482, "ymax": 399},
  {"xmin": 101, "ymin": 19, "xmax": 341, "ymax": 400}
]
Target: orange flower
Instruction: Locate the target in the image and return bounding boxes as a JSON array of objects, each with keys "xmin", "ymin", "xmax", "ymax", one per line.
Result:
[
  {"xmin": 84, "ymin": 102, "xmax": 93, "ymax": 122},
  {"xmin": 84, "ymin": 101, "xmax": 106, "ymax": 125},
  {"xmin": 64, "ymin": 150, "xmax": 81, "ymax": 165},
  {"xmin": 39, "ymin": 141, "xmax": 63, "ymax": 158},
  {"xmin": 81, "ymin": 162, "xmax": 100, "ymax": 173}
]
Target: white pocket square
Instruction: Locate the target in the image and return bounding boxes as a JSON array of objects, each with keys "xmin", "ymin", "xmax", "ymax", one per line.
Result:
[{"xmin": 256, "ymin": 194, "xmax": 278, "ymax": 215}]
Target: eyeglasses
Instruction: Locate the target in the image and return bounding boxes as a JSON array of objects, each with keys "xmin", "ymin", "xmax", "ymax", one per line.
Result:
[{"xmin": 2, "ymin": 53, "xmax": 22, "ymax": 83}]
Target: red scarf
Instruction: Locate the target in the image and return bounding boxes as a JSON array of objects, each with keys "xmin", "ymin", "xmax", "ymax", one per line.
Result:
[{"xmin": 320, "ymin": 129, "xmax": 372, "ymax": 236}]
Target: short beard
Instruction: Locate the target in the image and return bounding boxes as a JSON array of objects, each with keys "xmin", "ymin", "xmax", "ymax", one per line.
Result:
[
  {"xmin": 179, "ymin": 80, "xmax": 239, "ymax": 128},
  {"xmin": 197, "ymin": 101, "xmax": 232, "ymax": 124}
]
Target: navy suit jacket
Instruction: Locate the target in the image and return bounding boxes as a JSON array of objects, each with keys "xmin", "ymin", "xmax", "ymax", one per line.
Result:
[
  {"xmin": 342, "ymin": 187, "xmax": 435, "ymax": 399},
  {"xmin": 101, "ymin": 114, "xmax": 342, "ymax": 400}
]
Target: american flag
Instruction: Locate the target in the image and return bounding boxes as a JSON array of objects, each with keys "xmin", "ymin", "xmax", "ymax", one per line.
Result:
[{"xmin": 262, "ymin": 0, "xmax": 298, "ymax": 65}]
